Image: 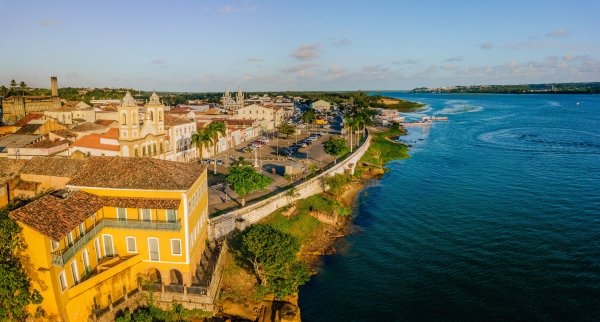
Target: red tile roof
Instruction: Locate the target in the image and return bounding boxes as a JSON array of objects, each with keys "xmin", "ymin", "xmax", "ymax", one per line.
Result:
[
  {"xmin": 72, "ymin": 131, "xmax": 120, "ymax": 152},
  {"xmin": 20, "ymin": 157, "xmax": 88, "ymax": 177},
  {"xmin": 68, "ymin": 156, "xmax": 205, "ymax": 190},
  {"xmin": 13, "ymin": 113, "xmax": 45, "ymax": 127},
  {"xmin": 10, "ymin": 191, "xmax": 104, "ymax": 241},
  {"xmin": 9, "ymin": 190, "xmax": 182, "ymax": 240}
]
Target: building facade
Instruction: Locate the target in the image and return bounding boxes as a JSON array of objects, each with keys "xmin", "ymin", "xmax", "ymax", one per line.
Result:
[
  {"xmin": 2, "ymin": 77, "xmax": 61, "ymax": 124},
  {"xmin": 221, "ymin": 88, "xmax": 244, "ymax": 111},
  {"xmin": 118, "ymin": 92, "xmax": 166, "ymax": 158},
  {"xmin": 9, "ymin": 157, "xmax": 209, "ymax": 322}
]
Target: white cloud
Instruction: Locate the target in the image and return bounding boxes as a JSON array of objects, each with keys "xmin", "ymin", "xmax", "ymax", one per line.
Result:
[
  {"xmin": 290, "ymin": 44, "xmax": 320, "ymax": 61},
  {"xmin": 546, "ymin": 29, "xmax": 570, "ymax": 38},
  {"xmin": 280, "ymin": 63, "xmax": 317, "ymax": 74},
  {"xmin": 330, "ymin": 38, "xmax": 351, "ymax": 47},
  {"xmin": 444, "ymin": 56, "xmax": 463, "ymax": 62},
  {"xmin": 246, "ymin": 57, "xmax": 263, "ymax": 63},
  {"xmin": 150, "ymin": 59, "xmax": 166, "ymax": 65}
]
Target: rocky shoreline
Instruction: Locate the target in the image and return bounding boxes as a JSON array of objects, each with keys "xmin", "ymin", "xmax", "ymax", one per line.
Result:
[{"xmin": 215, "ymin": 127, "xmax": 407, "ymax": 322}]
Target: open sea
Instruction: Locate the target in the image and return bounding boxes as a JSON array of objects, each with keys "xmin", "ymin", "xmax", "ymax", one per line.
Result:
[{"xmin": 298, "ymin": 93, "xmax": 600, "ymax": 321}]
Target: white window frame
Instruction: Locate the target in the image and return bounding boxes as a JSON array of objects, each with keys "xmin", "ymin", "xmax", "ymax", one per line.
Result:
[
  {"xmin": 102, "ymin": 234, "xmax": 114, "ymax": 257},
  {"xmin": 67, "ymin": 232, "xmax": 74, "ymax": 246},
  {"xmin": 51, "ymin": 240, "xmax": 59, "ymax": 251},
  {"xmin": 148, "ymin": 238, "xmax": 160, "ymax": 261},
  {"xmin": 70, "ymin": 260, "xmax": 79, "ymax": 284},
  {"xmin": 166, "ymin": 209, "xmax": 177, "ymax": 223},
  {"xmin": 59, "ymin": 271, "xmax": 68, "ymax": 292},
  {"xmin": 82, "ymin": 249, "xmax": 90, "ymax": 271},
  {"xmin": 78, "ymin": 222, "xmax": 85, "ymax": 237},
  {"xmin": 94, "ymin": 238, "xmax": 101, "ymax": 261},
  {"xmin": 140, "ymin": 208, "xmax": 151, "ymax": 222},
  {"xmin": 117, "ymin": 208, "xmax": 127, "ymax": 221},
  {"xmin": 126, "ymin": 236, "xmax": 137, "ymax": 253},
  {"xmin": 170, "ymin": 239, "xmax": 182, "ymax": 256}
]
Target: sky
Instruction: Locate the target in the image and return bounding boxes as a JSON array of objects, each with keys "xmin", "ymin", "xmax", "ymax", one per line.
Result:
[{"xmin": 0, "ymin": 0, "xmax": 599, "ymax": 91}]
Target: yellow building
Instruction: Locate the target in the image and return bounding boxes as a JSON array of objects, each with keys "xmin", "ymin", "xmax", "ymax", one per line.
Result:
[
  {"xmin": 118, "ymin": 91, "xmax": 166, "ymax": 158},
  {"xmin": 10, "ymin": 157, "xmax": 209, "ymax": 321}
]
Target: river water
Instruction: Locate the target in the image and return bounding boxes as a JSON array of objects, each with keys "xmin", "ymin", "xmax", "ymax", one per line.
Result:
[{"xmin": 299, "ymin": 93, "xmax": 600, "ymax": 321}]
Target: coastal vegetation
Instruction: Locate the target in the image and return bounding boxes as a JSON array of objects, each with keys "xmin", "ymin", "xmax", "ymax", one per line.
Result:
[
  {"xmin": 412, "ymin": 82, "xmax": 600, "ymax": 94},
  {"xmin": 358, "ymin": 123, "xmax": 409, "ymax": 170},
  {"xmin": 115, "ymin": 303, "xmax": 211, "ymax": 321},
  {"xmin": 369, "ymin": 95, "xmax": 425, "ymax": 112},
  {"xmin": 230, "ymin": 225, "xmax": 310, "ymax": 299}
]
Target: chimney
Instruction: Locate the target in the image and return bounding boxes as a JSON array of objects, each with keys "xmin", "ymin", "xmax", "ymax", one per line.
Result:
[{"xmin": 51, "ymin": 76, "xmax": 58, "ymax": 97}]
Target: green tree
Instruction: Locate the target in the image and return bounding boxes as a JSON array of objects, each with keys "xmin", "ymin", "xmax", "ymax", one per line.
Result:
[
  {"xmin": 18, "ymin": 81, "xmax": 28, "ymax": 96},
  {"xmin": 323, "ymin": 136, "xmax": 349, "ymax": 164},
  {"xmin": 225, "ymin": 166, "xmax": 272, "ymax": 206},
  {"xmin": 190, "ymin": 128, "xmax": 213, "ymax": 161},
  {"xmin": 235, "ymin": 225, "xmax": 310, "ymax": 299},
  {"xmin": 277, "ymin": 123, "xmax": 296, "ymax": 138},
  {"xmin": 206, "ymin": 121, "xmax": 227, "ymax": 175},
  {"xmin": 0, "ymin": 209, "xmax": 43, "ymax": 320}
]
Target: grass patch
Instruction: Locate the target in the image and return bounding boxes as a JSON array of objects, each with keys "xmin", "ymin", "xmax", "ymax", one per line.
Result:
[
  {"xmin": 262, "ymin": 208, "xmax": 321, "ymax": 243},
  {"xmin": 371, "ymin": 95, "xmax": 425, "ymax": 112},
  {"xmin": 360, "ymin": 126, "xmax": 410, "ymax": 168},
  {"xmin": 323, "ymin": 173, "xmax": 354, "ymax": 195},
  {"xmin": 297, "ymin": 194, "xmax": 351, "ymax": 217}
]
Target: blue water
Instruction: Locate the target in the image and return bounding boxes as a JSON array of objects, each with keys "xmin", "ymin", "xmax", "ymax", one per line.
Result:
[{"xmin": 299, "ymin": 93, "xmax": 600, "ymax": 321}]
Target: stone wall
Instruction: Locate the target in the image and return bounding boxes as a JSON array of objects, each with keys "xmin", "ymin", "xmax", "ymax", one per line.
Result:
[{"xmin": 209, "ymin": 133, "xmax": 371, "ymax": 240}]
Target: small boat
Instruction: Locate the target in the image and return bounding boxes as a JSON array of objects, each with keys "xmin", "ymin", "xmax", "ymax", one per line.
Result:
[{"xmin": 576, "ymin": 102, "xmax": 580, "ymax": 106}]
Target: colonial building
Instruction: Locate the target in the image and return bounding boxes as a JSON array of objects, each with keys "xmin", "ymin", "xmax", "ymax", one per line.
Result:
[
  {"xmin": 164, "ymin": 115, "xmax": 197, "ymax": 162},
  {"xmin": 221, "ymin": 88, "xmax": 244, "ymax": 111},
  {"xmin": 233, "ymin": 103, "xmax": 283, "ymax": 131},
  {"xmin": 9, "ymin": 157, "xmax": 210, "ymax": 322},
  {"xmin": 118, "ymin": 91, "xmax": 166, "ymax": 158},
  {"xmin": 2, "ymin": 77, "xmax": 62, "ymax": 124}
]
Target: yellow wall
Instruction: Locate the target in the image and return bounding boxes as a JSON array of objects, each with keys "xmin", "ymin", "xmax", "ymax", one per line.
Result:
[{"xmin": 18, "ymin": 167, "xmax": 210, "ymax": 321}]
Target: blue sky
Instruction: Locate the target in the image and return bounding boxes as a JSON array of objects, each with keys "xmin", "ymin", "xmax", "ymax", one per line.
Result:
[{"xmin": 0, "ymin": 0, "xmax": 598, "ymax": 91}]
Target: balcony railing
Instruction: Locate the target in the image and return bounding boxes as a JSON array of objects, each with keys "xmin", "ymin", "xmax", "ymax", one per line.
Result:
[{"xmin": 51, "ymin": 218, "xmax": 181, "ymax": 266}]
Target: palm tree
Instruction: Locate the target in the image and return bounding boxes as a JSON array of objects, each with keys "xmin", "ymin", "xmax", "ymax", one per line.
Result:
[
  {"xmin": 345, "ymin": 116, "xmax": 359, "ymax": 153},
  {"xmin": 191, "ymin": 128, "xmax": 213, "ymax": 161},
  {"xmin": 206, "ymin": 121, "xmax": 227, "ymax": 174},
  {"xmin": 18, "ymin": 81, "xmax": 28, "ymax": 96}
]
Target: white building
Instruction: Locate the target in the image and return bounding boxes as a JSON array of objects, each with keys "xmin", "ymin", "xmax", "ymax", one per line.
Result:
[
  {"xmin": 311, "ymin": 99, "xmax": 331, "ymax": 113},
  {"xmin": 164, "ymin": 115, "xmax": 197, "ymax": 162},
  {"xmin": 233, "ymin": 103, "xmax": 283, "ymax": 131}
]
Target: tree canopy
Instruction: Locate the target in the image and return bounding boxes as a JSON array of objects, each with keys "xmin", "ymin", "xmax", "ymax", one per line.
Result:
[
  {"xmin": 277, "ymin": 123, "xmax": 296, "ymax": 138},
  {"xmin": 0, "ymin": 208, "xmax": 43, "ymax": 320},
  {"xmin": 323, "ymin": 136, "xmax": 349, "ymax": 163},
  {"xmin": 233, "ymin": 224, "xmax": 310, "ymax": 299},
  {"xmin": 225, "ymin": 166, "xmax": 272, "ymax": 206},
  {"xmin": 301, "ymin": 109, "xmax": 316, "ymax": 124}
]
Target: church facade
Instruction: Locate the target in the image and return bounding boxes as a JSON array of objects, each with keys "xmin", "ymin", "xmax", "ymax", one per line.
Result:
[
  {"xmin": 221, "ymin": 88, "xmax": 245, "ymax": 111},
  {"xmin": 118, "ymin": 92, "xmax": 167, "ymax": 158}
]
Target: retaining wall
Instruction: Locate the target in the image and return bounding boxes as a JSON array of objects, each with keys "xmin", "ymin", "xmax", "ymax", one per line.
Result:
[{"xmin": 208, "ymin": 134, "xmax": 371, "ymax": 240}]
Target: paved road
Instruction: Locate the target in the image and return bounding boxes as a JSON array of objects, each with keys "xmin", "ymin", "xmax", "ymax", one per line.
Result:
[{"xmin": 205, "ymin": 128, "xmax": 341, "ymax": 213}]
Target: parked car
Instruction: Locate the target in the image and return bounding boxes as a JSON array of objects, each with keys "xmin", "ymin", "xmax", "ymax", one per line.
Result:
[
  {"xmin": 216, "ymin": 159, "xmax": 224, "ymax": 166},
  {"xmin": 201, "ymin": 159, "xmax": 211, "ymax": 164}
]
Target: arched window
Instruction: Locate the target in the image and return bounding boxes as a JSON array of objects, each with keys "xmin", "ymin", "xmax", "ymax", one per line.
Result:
[
  {"xmin": 159, "ymin": 111, "xmax": 163, "ymax": 121},
  {"xmin": 149, "ymin": 111, "xmax": 154, "ymax": 121},
  {"xmin": 122, "ymin": 112, "xmax": 127, "ymax": 125},
  {"xmin": 143, "ymin": 146, "xmax": 147, "ymax": 157}
]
